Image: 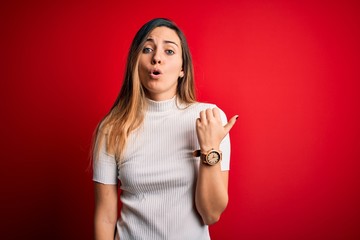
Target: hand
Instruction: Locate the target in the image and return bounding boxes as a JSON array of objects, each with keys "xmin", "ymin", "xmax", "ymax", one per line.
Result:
[{"xmin": 196, "ymin": 108, "xmax": 238, "ymax": 153}]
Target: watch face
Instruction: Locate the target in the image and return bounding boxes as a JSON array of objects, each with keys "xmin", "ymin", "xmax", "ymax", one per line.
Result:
[{"xmin": 206, "ymin": 151, "xmax": 221, "ymax": 165}]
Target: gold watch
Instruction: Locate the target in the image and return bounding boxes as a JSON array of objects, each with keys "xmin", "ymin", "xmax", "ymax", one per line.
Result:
[{"xmin": 193, "ymin": 148, "xmax": 222, "ymax": 166}]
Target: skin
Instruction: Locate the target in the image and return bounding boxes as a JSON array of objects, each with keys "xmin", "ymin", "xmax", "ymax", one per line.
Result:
[
  {"xmin": 195, "ymin": 108, "xmax": 237, "ymax": 224},
  {"xmin": 94, "ymin": 26, "xmax": 238, "ymax": 239},
  {"xmin": 94, "ymin": 183, "xmax": 118, "ymax": 239},
  {"xmin": 138, "ymin": 26, "xmax": 184, "ymax": 101}
]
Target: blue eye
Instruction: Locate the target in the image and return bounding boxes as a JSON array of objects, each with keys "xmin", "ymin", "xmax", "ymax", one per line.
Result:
[
  {"xmin": 143, "ymin": 47, "xmax": 153, "ymax": 53},
  {"xmin": 165, "ymin": 50, "xmax": 175, "ymax": 55}
]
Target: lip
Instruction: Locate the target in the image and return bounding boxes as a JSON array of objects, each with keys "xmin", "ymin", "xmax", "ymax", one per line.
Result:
[{"xmin": 149, "ymin": 68, "xmax": 163, "ymax": 79}]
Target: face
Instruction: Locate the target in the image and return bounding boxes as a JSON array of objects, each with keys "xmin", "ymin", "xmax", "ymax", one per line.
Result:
[{"xmin": 138, "ymin": 26, "xmax": 184, "ymax": 101}]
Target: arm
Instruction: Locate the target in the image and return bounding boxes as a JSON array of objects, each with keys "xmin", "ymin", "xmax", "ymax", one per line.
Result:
[
  {"xmin": 94, "ymin": 182, "xmax": 118, "ymax": 240},
  {"xmin": 195, "ymin": 108, "xmax": 237, "ymax": 225}
]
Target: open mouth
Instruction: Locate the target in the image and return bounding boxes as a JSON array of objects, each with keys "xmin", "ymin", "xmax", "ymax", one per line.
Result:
[
  {"xmin": 150, "ymin": 69, "xmax": 162, "ymax": 78},
  {"xmin": 152, "ymin": 68, "xmax": 163, "ymax": 75}
]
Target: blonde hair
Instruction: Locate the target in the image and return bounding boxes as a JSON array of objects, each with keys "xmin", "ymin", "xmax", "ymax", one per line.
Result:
[{"xmin": 93, "ymin": 18, "xmax": 196, "ymax": 163}]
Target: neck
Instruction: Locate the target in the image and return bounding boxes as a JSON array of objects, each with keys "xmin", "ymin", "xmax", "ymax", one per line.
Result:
[
  {"xmin": 145, "ymin": 91, "xmax": 177, "ymax": 102},
  {"xmin": 146, "ymin": 95, "xmax": 178, "ymax": 112}
]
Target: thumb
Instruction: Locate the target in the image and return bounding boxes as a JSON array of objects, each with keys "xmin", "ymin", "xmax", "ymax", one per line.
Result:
[{"xmin": 224, "ymin": 115, "xmax": 238, "ymax": 134}]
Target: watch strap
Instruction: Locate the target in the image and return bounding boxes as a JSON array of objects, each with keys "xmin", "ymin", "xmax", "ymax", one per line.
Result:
[{"xmin": 193, "ymin": 149, "xmax": 202, "ymax": 157}]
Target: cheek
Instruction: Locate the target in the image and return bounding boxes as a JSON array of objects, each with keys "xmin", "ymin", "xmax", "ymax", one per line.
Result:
[
  {"xmin": 139, "ymin": 54, "xmax": 150, "ymax": 66},
  {"xmin": 138, "ymin": 60, "xmax": 148, "ymax": 75},
  {"xmin": 169, "ymin": 58, "xmax": 183, "ymax": 72}
]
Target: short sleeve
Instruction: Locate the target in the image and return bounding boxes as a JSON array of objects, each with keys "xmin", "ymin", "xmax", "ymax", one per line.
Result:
[
  {"xmin": 93, "ymin": 140, "xmax": 119, "ymax": 185},
  {"xmin": 218, "ymin": 108, "xmax": 231, "ymax": 171}
]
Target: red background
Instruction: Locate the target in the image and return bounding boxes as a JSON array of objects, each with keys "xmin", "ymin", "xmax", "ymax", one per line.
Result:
[{"xmin": 1, "ymin": 0, "xmax": 360, "ymax": 239}]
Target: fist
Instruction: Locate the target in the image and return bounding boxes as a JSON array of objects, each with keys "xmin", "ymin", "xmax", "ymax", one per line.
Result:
[{"xmin": 196, "ymin": 108, "xmax": 238, "ymax": 153}]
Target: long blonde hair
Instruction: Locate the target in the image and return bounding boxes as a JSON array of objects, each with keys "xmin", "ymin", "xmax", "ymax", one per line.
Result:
[{"xmin": 93, "ymin": 18, "xmax": 196, "ymax": 163}]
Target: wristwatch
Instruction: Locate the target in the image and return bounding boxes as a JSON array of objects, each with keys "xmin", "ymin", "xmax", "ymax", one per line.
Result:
[{"xmin": 193, "ymin": 149, "xmax": 222, "ymax": 166}]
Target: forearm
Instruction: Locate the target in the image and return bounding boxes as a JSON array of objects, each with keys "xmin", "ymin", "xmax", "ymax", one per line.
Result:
[
  {"xmin": 195, "ymin": 163, "xmax": 228, "ymax": 225},
  {"xmin": 94, "ymin": 182, "xmax": 118, "ymax": 240},
  {"xmin": 94, "ymin": 209, "xmax": 117, "ymax": 240},
  {"xmin": 194, "ymin": 107, "xmax": 237, "ymax": 225}
]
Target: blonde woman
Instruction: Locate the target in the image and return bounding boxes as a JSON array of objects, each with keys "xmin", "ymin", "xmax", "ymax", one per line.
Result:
[{"xmin": 93, "ymin": 18, "xmax": 238, "ymax": 240}]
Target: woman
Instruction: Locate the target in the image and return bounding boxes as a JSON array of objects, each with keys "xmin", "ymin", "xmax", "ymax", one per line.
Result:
[{"xmin": 93, "ymin": 18, "xmax": 238, "ymax": 240}]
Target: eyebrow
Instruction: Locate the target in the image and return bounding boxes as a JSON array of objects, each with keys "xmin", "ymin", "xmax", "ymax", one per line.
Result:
[{"xmin": 146, "ymin": 38, "xmax": 179, "ymax": 48}]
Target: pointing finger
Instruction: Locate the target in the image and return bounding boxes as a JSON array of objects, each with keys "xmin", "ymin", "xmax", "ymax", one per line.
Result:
[{"xmin": 224, "ymin": 115, "xmax": 238, "ymax": 134}]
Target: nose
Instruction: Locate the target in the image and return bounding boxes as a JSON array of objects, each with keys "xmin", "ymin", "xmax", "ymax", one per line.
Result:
[{"xmin": 151, "ymin": 51, "xmax": 162, "ymax": 65}]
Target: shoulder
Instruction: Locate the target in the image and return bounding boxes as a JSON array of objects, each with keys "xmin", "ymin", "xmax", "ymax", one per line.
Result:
[
  {"xmin": 190, "ymin": 101, "xmax": 217, "ymax": 110},
  {"xmin": 193, "ymin": 101, "xmax": 225, "ymax": 113},
  {"xmin": 188, "ymin": 101, "xmax": 228, "ymax": 121}
]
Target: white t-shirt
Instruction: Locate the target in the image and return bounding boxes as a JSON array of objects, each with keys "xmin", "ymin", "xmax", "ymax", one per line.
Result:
[{"xmin": 93, "ymin": 96, "xmax": 231, "ymax": 240}]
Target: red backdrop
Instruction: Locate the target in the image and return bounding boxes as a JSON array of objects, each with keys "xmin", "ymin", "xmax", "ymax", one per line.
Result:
[{"xmin": 1, "ymin": 0, "xmax": 360, "ymax": 239}]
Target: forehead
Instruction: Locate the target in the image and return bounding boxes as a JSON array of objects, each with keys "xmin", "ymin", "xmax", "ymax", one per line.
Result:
[{"xmin": 147, "ymin": 27, "xmax": 181, "ymax": 46}]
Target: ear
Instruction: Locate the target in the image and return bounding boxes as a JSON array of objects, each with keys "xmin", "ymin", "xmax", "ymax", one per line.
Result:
[{"xmin": 179, "ymin": 69, "xmax": 184, "ymax": 78}]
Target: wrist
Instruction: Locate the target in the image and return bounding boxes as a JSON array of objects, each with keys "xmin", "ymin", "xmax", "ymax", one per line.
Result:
[
  {"xmin": 194, "ymin": 148, "xmax": 222, "ymax": 166},
  {"xmin": 200, "ymin": 145, "xmax": 220, "ymax": 154}
]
